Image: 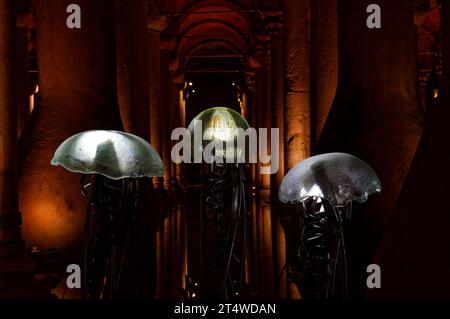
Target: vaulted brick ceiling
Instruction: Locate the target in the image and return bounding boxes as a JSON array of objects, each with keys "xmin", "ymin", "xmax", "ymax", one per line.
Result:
[{"xmin": 158, "ymin": 0, "xmax": 267, "ymax": 77}]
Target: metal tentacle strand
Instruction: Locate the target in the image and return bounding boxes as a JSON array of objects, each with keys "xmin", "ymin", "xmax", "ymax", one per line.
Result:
[
  {"xmin": 81, "ymin": 174, "xmax": 139, "ymax": 299},
  {"xmin": 202, "ymin": 163, "xmax": 247, "ymax": 299},
  {"xmin": 292, "ymin": 197, "xmax": 350, "ymax": 299}
]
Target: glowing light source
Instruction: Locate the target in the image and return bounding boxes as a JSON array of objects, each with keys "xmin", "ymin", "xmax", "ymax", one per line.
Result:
[
  {"xmin": 279, "ymin": 152, "xmax": 381, "ymax": 206},
  {"xmin": 51, "ymin": 130, "xmax": 164, "ymax": 179},
  {"xmin": 433, "ymin": 88, "xmax": 439, "ymax": 99},
  {"xmin": 29, "ymin": 84, "xmax": 39, "ymax": 114},
  {"xmin": 187, "ymin": 106, "xmax": 250, "ymax": 162}
]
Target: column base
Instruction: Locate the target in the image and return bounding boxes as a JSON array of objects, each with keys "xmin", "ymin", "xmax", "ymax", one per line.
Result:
[{"xmin": 0, "ymin": 212, "xmax": 57, "ymax": 299}]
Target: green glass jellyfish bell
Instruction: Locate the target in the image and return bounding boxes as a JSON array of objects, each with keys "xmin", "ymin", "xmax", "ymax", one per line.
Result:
[
  {"xmin": 187, "ymin": 106, "xmax": 250, "ymax": 164},
  {"xmin": 51, "ymin": 130, "xmax": 164, "ymax": 179}
]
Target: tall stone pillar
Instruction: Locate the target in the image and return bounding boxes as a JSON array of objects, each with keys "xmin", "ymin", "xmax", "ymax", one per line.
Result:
[
  {"xmin": 256, "ymin": 36, "xmax": 272, "ymax": 190},
  {"xmin": 162, "ymin": 207, "xmax": 172, "ymax": 298},
  {"xmin": 115, "ymin": 0, "xmax": 150, "ymax": 139},
  {"xmin": 156, "ymin": 46, "xmax": 172, "ymax": 297},
  {"xmin": 169, "ymin": 74, "xmax": 180, "ymax": 185},
  {"xmin": 310, "ymin": 0, "xmax": 338, "ymax": 144},
  {"xmin": 267, "ymin": 16, "xmax": 287, "ymax": 298},
  {"xmin": 0, "ymin": 0, "xmax": 24, "ymax": 276},
  {"xmin": 159, "ymin": 48, "xmax": 172, "ymax": 190},
  {"xmin": 169, "ymin": 74, "xmax": 183, "ymax": 297},
  {"xmin": 280, "ymin": 0, "xmax": 310, "ymax": 299},
  {"xmin": 14, "ymin": 15, "xmax": 32, "ymax": 138},
  {"xmin": 252, "ymin": 68, "xmax": 263, "ymax": 295},
  {"xmin": 19, "ymin": 0, "xmax": 122, "ymax": 255},
  {"xmin": 0, "ymin": 0, "xmax": 52, "ymax": 298},
  {"xmin": 319, "ymin": 0, "xmax": 424, "ymax": 232},
  {"xmin": 148, "ymin": 14, "xmax": 167, "ymax": 299},
  {"xmin": 282, "ymin": 0, "xmax": 311, "ymax": 171},
  {"xmin": 0, "ymin": 0, "xmax": 18, "ymax": 229},
  {"xmin": 148, "ymin": 15, "xmax": 167, "ymax": 190},
  {"xmin": 243, "ymin": 71, "xmax": 259, "ymax": 294},
  {"xmin": 370, "ymin": 0, "xmax": 450, "ymax": 299},
  {"xmin": 256, "ymin": 36, "xmax": 275, "ymax": 297},
  {"xmin": 317, "ymin": 0, "xmax": 424, "ymax": 296}
]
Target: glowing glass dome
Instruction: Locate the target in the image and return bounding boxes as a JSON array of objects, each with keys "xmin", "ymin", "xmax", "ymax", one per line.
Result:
[
  {"xmin": 51, "ymin": 130, "xmax": 164, "ymax": 179},
  {"xmin": 278, "ymin": 152, "xmax": 381, "ymax": 206},
  {"xmin": 187, "ymin": 107, "xmax": 250, "ymax": 163}
]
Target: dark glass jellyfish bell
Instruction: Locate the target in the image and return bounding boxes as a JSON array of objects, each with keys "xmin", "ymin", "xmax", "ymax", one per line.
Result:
[
  {"xmin": 278, "ymin": 152, "xmax": 381, "ymax": 206},
  {"xmin": 187, "ymin": 106, "xmax": 250, "ymax": 163},
  {"xmin": 51, "ymin": 130, "xmax": 164, "ymax": 179}
]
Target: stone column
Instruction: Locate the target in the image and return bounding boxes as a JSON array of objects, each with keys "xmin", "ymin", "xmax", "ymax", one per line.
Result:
[
  {"xmin": 19, "ymin": 0, "xmax": 122, "ymax": 256},
  {"xmin": 148, "ymin": 15, "xmax": 168, "ymax": 189},
  {"xmin": 256, "ymin": 36, "xmax": 272, "ymax": 190},
  {"xmin": 169, "ymin": 75, "xmax": 183, "ymax": 297},
  {"xmin": 317, "ymin": 0, "xmax": 424, "ymax": 296},
  {"xmin": 310, "ymin": 0, "xmax": 338, "ymax": 144},
  {"xmin": 159, "ymin": 49, "xmax": 171, "ymax": 189},
  {"xmin": 281, "ymin": 0, "xmax": 310, "ymax": 299},
  {"xmin": 282, "ymin": 0, "xmax": 311, "ymax": 171},
  {"xmin": 242, "ymin": 71, "xmax": 258, "ymax": 293},
  {"xmin": 0, "ymin": 0, "xmax": 22, "ymax": 266},
  {"xmin": 148, "ymin": 15, "xmax": 168, "ymax": 298},
  {"xmin": 115, "ymin": 0, "xmax": 151, "ymax": 139},
  {"xmin": 250, "ymin": 65, "xmax": 262, "ymax": 295},
  {"xmin": 14, "ymin": 15, "xmax": 32, "ymax": 138},
  {"xmin": 318, "ymin": 0, "xmax": 424, "ymax": 232},
  {"xmin": 370, "ymin": 0, "xmax": 450, "ymax": 299},
  {"xmin": 256, "ymin": 36, "xmax": 275, "ymax": 297},
  {"xmin": 251, "ymin": 68, "xmax": 263, "ymax": 295},
  {"xmin": 169, "ymin": 74, "xmax": 181, "ymax": 185},
  {"xmin": 0, "ymin": 0, "xmax": 18, "ymax": 225},
  {"xmin": 0, "ymin": 0, "xmax": 52, "ymax": 298},
  {"xmin": 267, "ymin": 16, "xmax": 287, "ymax": 299},
  {"xmin": 156, "ymin": 46, "xmax": 172, "ymax": 297},
  {"xmin": 170, "ymin": 204, "xmax": 177, "ymax": 297},
  {"xmin": 155, "ymin": 219, "xmax": 164, "ymax": 298},
  {"xmin": 162, "ymin": 208, "xmax": 172, "ymax": 297}
]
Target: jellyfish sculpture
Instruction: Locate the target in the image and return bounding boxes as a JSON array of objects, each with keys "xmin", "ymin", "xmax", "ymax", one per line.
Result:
[
  {"xmin": 51, "ymin": 130, "xmax": 163, "ymax": 299},
  {"xmin": 278, "ymin": 152, "xmax": 381, "ymax": 299},
  {"xmin": 187, "ymin": 107, "xmax": 249, "ymax": 299}
]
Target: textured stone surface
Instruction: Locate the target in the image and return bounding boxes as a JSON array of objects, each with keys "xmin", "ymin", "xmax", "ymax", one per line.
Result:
[
  {"xmin": 0, "ymin": 0, "xmax": 17, "ymax": 216},
  {"xmin": 19, "ymin": 0, "xmax": 122, "ymax": 254},
  {"xmin": 318, "ymin": 0, "xmax": 424, "ymax": 231},
  {"xmin": 115, "ymin": 0, "xmax": 150, "ymax": 140},
  {"xmin": 285, "ymin": 91, "xmax": 310, "ymax": 170},
  {"xmin": 282, "ymin": 0, "xmax": 310, "ymax": 171},
  {"xmin": 310, "ymin": 0, "xmax": 338, "ymax": 143},
  {"xmin": 370, "ymin": 1, "xmax": 450, "ymax": 298},
  {"xmin": 317, "ymin": 0, "xmax": 425, "ymax": 295}
]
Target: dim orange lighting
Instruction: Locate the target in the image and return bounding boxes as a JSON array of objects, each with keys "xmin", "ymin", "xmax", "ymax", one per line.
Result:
[
  {"xmin": 433, "ymin": 89, "xmax": 439, "ymax": 99},
  {"xmin": 29, "ymin": 84, "xmax": 39, "ymax": 114},
  {"xmin": 29, "ymin": 94, "xmax": 34, "ymax": 113}
]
